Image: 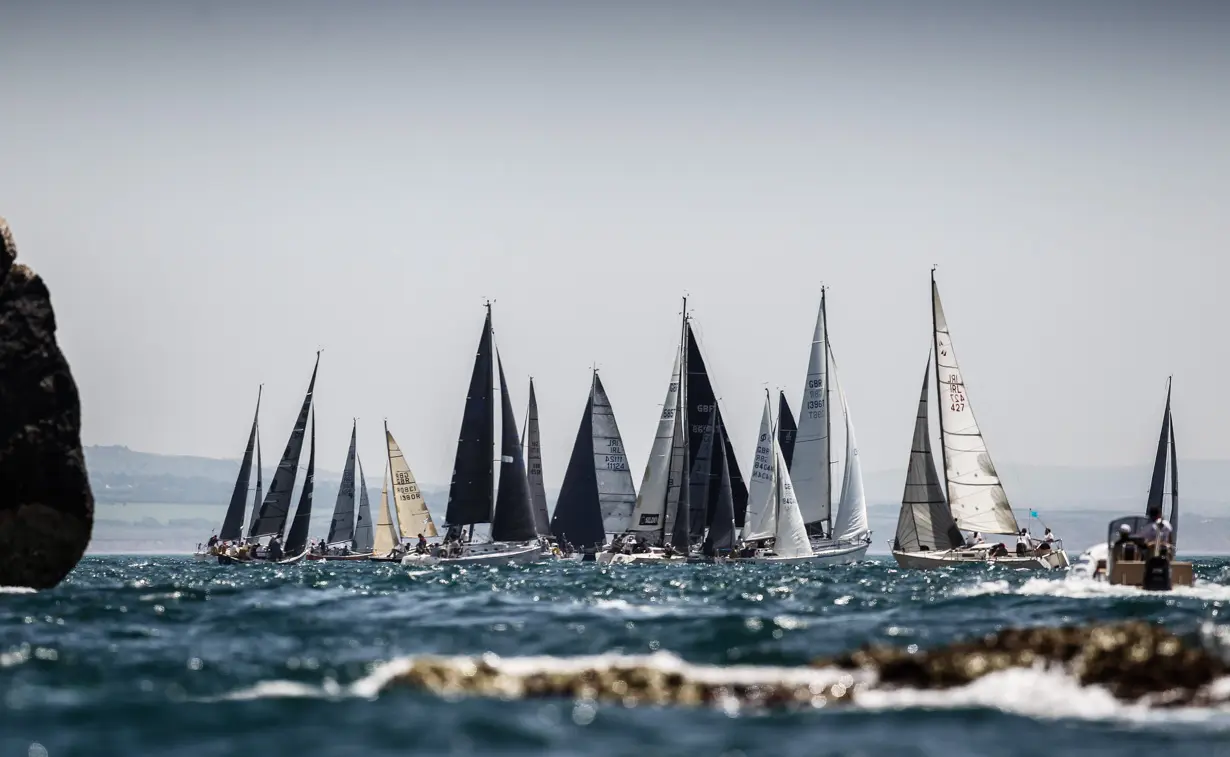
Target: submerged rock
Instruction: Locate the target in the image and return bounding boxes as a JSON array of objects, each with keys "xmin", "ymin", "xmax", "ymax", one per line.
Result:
[
  {"xmin": 385, "ymin": 622, "xmax": 1230, "ymax": 711},
  {"xmin": 816, "ymin": 621, "xmax": 1227, "ymax": 706},
  {"xmin": 0, "ymin": 217, "xmax": 93, "ymax": 589}
]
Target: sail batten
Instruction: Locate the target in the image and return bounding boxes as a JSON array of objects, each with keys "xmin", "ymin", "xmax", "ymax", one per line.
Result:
[
  {"xmin": 525, "ymin": 380, "xmax": 551, "ymax": 536},
  {"xmin": 250, "ymin": 353, "xmax": 320, "ymax": 538},
  {"xmin": 931, "ymin": 275, "xmax": 1019, "ymax": 535}
]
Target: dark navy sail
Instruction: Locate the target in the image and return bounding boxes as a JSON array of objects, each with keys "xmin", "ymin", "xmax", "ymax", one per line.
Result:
[
  {"xmin": 777, "ymin": 391, "xmax": 798, "ymax": 472},
  {"xmin": 250, "ymin": 352, "xmax": 319, "ymax": 538},
  {"xmin": 352, "ymin": 456, "xmax": 374, "ymax": 553},
  {"xmin": 702, "ymin": 424, "xmax": 736, "ymax": 556},
  {"xmin": 219, "ymin": 387, "xmax": 261, "ymax": 541},
  {"xmin": 490, "ymin": 356, "xmax": 537, "ymax": 542},
  {"xmin": 247, "ymin": 426, "xmax": 263, "ymax": 537},
  {"xmin": 1146, "ymin": 381, "xmax": 1172, "ymax": 518},
  {"xmin": 445, "ymin": 306, "xmax": 496, "ymax": 528},
  {"xmin": 284, "ymin": 409, "xmax": 316, "ymax": 556},
  {"xmin": 684, "ymin": 324, "xmax": 749, "ymax": 528},
  {"xmin": 551, "ymin": 384, "xmax": 605, "ymax": 548},
  {"xmin": 687, "ymin": 408, "xmax": 718, "ymax": 543},
  {"xmin": 327, "ymin": 421, "xmax": 358, "ymax": 546}
]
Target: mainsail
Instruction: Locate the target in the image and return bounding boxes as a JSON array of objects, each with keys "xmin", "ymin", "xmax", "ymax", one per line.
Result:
[
  {"xmin": 387, "ymin": 423, "xmax": 437, "ymax": 539},
  {"xmin": 551, "ymin": 372, "xmax": 636, "ymax": 547},
  {"xmin": 490, "ymin": 356, "xmax": 538, "ymax": 542},
  {"xmin": 219, "ymin": 386, "xmax": 261, "ymax": 541},
  {"xmin": 1145, "ymin": 378, "xmax": 1178, "ymax": 544},
  {"xmin": 283, "ymin": 409, "xmax": 316, "ymax": 556},
  {"xmin": 895, "ymin": 361, "xmax": 964, "ymax": 552},
  {"xmin": 445, "ymin": 305, "xmax": 496, "ymax": 529},
  {"xmin": 524, "ymin": 379, "xmax": 551, "ymax": 536},
  {"xmin": 326, "ymin": 421, "xmax": 358, "ymax": 546},
  {"xmin": 352, "ymin": 456, "xmax": 374, "ymax": 553},
  {"xmin": 685, "ymin": 325, "xmax": 749, "ymax": 527},
  {"xmin": 777, "ymin": 391, "xmax": 798, "ymax": 471},
  {"xmin": 687, "ymin": 407, "xmax": 719, "ymax": 543},
  {"xmin": 830, "ymin": 352, "xmax": 869, "ymax": 543},
  {"xmin": 741, "ymin": 393, "xmax": 778, "ymax": 542},
  {"xmin": 250, "ymin": 352, "xmax": 320, "ymax": 538},
  {"xmin": 931, "ymin": 273, "xmax": 1020, "ymax": 535},
  {"xmin": 702, "ymin": 424, "xmax": 737, "ymax": 555},
  {"xmin": 628, "ymin": 351, "xmax": 681, "ymax": 539},
  {"xmin": 792, "ymin": 298, "xmax": 832, "ymax": 531},
  {"xmin": 372, "ymin": 464, "xmax": 397, "ymax": 555}
]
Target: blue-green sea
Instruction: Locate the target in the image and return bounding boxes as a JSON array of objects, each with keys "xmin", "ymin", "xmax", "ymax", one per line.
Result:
[{"xmin": 5, "ymin": 556, "xmax": 1230, "ymax": 757}]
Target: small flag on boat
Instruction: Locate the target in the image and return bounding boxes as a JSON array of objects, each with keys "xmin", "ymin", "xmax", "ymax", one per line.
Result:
[{"xmin": 1029, "ymin": 510, "xmax": 1039, "ymax": 518}]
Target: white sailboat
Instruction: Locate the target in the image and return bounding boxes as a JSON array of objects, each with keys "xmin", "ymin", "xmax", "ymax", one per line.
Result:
[
  {"xmin": 891, "ymin": 270, "xmax": 1069, "ymax": 570},
  {"xmin": 781, "ymin": 291, "xmax": 872, "ymax": 562},
  {"xmin": 741, "ymin": 392, "xmax": 866, "ymax": 564}
]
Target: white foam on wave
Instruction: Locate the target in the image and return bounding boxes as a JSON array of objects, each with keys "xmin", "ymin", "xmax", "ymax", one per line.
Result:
[
  {"xmin": 0, "ymin": 586, "xmax": 36, "ymax": 594},
  {"xmin": 954, "ymin": 576, "xmax": 1230, "ymax": 601}
]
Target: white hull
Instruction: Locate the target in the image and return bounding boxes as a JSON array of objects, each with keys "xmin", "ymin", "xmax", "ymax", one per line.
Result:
[
  {"xmin": 892, "ymin": 546, "xmax": 1070, "ymax": 570},
  {"xmin": 401, "ymin": 553, "xmax": 440, "ymax": 567},
  {"xmin": 439, "ymin": 542, "xmax": 544, "ymax": 567},
  {"xmin": 750, "ymin": 539, "xmax": 870, "ymax": 565},
  {"xmin": 1068, "ymin": 543, "xmax": 1108, "ymax": 582},
  {"xmin": 596, "ymin": 549, "xmax": 688, "ymax": 566},
  {"xmin": 192, "ymin": 551, "xmax": 214, "ymax": 561}
]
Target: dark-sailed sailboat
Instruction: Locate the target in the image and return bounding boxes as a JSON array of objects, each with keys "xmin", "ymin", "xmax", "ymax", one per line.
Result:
[
  {"xmin": 307, "ymin": 420, "xmax": 373, "ymax": 560},
  {"xmin": 439, "ymin": 303, "xmax": 543, "ymax": 566},
  {"xmin": 1075, "ymin": 378, "xmax": 1191, "ymax": 589},
  {"xmin": 218, "ymin": 352, "xmax": 320, "ymax": 565},
  {"xmin": 550, "ymin": 370, "xmax": 638, "ymax": 558},
  {"xmin": 280, "ymin": 407, "xmax": 317, "ymax": 563},
  {"xmin": 523, "ymin": 378, "xmax": 552, "ymax": 539},
  {"xmin": 195, "ymin": 385, "xmax": 263, "ymax": 559}
]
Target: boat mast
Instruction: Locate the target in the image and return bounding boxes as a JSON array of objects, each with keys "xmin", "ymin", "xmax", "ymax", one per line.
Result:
[
  {"xmin": 821, "ymin": 286, "xmax": 832, "ymax": 538},
  {"xmin": 481, "ymin": 300, "xmax": 494, "ymax": 544},
  {"xmin": 659, "ymin": 296, "xmax": 688, "ymax": 547},
  {"xmin": 930, "ymin": 267, "xmax": 951, "ymax": 507},
  {"xmin": 384, "ymin": 418, "xmax": 398, "ymax": 547}
]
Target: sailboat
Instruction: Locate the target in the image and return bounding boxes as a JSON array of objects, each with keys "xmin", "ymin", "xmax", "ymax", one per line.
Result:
[
  {"xmin": 307, "ymin": 420, "xmax": 374, "ymax": 560},
  {"xmin": 195, "ymin": 385, "xmax": 263, "ymax": 559},
  {"xmin": 890, "ymin": 272, "xmax": 1068, "ymax": 570},
  {"xmin": 782, "ymin": 291, "xmax": 872, "ymax": 561},
  {"xmin": 1070, "ymin": 378, "xmax": 1191, "ymax": 589},
  {"xmin": 217, "ymin": 352, "xmax": 320, "ymax": 565},
  {"xmin": 436, "ymin": 303, "xmax": 543, "ymax": 566},
  {"xmin": 279, "ymin": 407, "xmax": 317, "ymax": 564},
  {"xmin": 739, "ymin": 391, "xmax": 817, "ymax": 563},
  {"xmin": 550, "ymin": 369, "xmax": 638, "ymax": 560}
]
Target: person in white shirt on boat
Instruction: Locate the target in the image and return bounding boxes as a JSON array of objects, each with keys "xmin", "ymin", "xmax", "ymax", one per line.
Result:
[
  {"xmin": 1146, "ymin": 509, "xmax": 1173, "ymax": 554},
  {"xmin": 969, "ymin": 532, "xmax": 985, "ymax": 546},
  {"xmin": 1015, "ymin": 529, "xmax": 1034, "ymax": 555}
]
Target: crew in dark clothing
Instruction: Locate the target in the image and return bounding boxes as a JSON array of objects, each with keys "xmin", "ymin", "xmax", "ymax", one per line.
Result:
[{"xmin": 417, "ymin": 534, "xmax": 428, "ymax": 553}]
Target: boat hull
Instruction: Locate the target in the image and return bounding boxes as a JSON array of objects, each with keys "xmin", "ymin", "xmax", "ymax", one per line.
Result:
[
  {"xmin": 437, "ymin": 543, "xmax": 544, "ymax": 567},
  {"xmin": 305, "ymin": 552, "xmax": 374, "ymax": 562},
  {"xmin": 596, "ymin": 550, "xmax": 688, "ymax": 565},
  {"xmin": 748, "ymin": 540, "xmax": 870, "ymax": 565},
  {"xmin": 892, "ymin": 547, "xmax": 1069, "ymax": 570}
]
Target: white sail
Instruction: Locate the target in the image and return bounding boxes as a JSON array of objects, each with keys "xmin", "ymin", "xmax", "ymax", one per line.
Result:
[
  {"xmin": 628, "ymin": 350, "xmax": 681, "ymax": 537},
  {"xmin": 772, "ymin": 441, "xmax": 814, "ymax": 558},
  {"xmin": 932, "ymin": 278, "xmax": 1020, "ymax": 535},
  {"xmin": 372, "ymin": 465, "xmax": 398, "ymax": 555},
  {"xmin": 387, "ymin": 427, "xmax": 437, "ymax": 539},
  {"xmin": 792, "ymin": 301, "xmax": 831, "ymax": 527},
  {"xmin": 592, "ymin": 375, "xmax": 637, "ymax": 534},
  {"xmin": 830, "ymin": 353, "xmax": 868, "ymax": 542},
  {"xmin": 741, "ymin": 394, "xmax": 778, "ymax": 541}
]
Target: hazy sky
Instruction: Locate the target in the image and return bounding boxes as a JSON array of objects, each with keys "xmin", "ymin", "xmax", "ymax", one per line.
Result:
[{"xmin": 3, "ymin": 1, "xmax": 1228, "ymax": 494}]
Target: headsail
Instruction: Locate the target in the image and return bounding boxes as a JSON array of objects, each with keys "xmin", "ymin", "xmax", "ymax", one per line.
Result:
[
  {"xmin": 1146, "ymin": 378, "xmax": 1178, "ymax": 545},
  {"xmin": 552, "ymin": 384, "xmax": 604, "ymax": 547},
  {"xmin": 792, "ymin": 298, "xmax": 832, "ymax": 530},
  {"xmin": 628, "ymin": 350, "xmax": 681, "ymax": 540},
  {"xmin": 525, "ymin": 379, "xmax": 551, "ymax": 536},
  {"xmin": 703, "ymin": 424, "xmax": 737, "ymax": 555},
  {"xmin": 931, "ymin": 273, "xmax": 1019, "ymax": 535},
  {"xmin": 220, "ymin": 386, "xmax": 261, "ymax": 541},
  {"xmin": 284, "ymin": 409, "xmax": 316, "ymax": 556},
  {"xmin": 352, "ymin": 456, "xmax": 374, "ymax": 553},
  {"xmin": 445, "ymin": 305, "xmax": 496, "ymax": 528},
  {"xmin": 250, "ymin": 352, "xmax": 319, "ymax": 538},
  {"xmin": 387, "ymin": 423, "xmax": 437, "ymax": 539},
  {"xmin": 772, "ymin": 439, "xmax": 813, "ymax": 558},
  {"xmin": 777, "ymin": 391, "xmax": 798, "ymax": 471},
  {"xmin": 830, "ymin": 350, "xmax": 868, "ymax": 543},
  {"xmin": 592, "ymin": 373, "xmax": 636, "ymax": 534},
  {"xmin": 326, "ymin": 421, "xmax": 358, "ymax": 546},
  {"xmin": 685, "ymin": 324, "xmax": 749, "ymax": 527},
  {"xmin": 247, "ymin": 424, "xmax": 263, "ymax": 537},
  {"xmin": 687, "ymin": 407, "xmax": 718, "ymax": 543},
  {"xmin": 490, "ymin": 356, "xmax": 538, "ymax": 542},
  {"xmin": 372, "ymin": 464, "xmax": 397, "ymax": 555},
  {"xmin": 895, "ymin": 359, "xmax": 964, "ymax": 552},
  {"xmin": 741, "ymin": 393, "xmax": 778, "ymax": 542}
]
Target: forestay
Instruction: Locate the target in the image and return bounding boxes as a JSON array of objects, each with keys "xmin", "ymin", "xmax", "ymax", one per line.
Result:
[{"xmin": 931, "ymin": 277, "xmax": 1019, "ymax": 535}]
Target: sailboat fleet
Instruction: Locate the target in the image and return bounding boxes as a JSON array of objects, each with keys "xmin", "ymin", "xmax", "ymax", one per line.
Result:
[{"xmin": 198, "ymin": 270, "xmax": 1183, "ymax": 573}]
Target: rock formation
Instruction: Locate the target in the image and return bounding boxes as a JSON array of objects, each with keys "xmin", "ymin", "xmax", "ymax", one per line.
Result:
[
  {"xmin": 0, "ymin": 217, "xmax": 93, "ymax": 588},
  {"xmin": 383, "ymin": 622, "xmax": 1229, "ymax": 710}
]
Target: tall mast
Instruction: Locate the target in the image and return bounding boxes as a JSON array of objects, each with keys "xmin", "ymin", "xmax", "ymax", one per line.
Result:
[
  {"xmin": 383, "ymin": 418, "xmax": 397, "ymax": 544},
  {"xmin": 821, "ymin": 286, "xmax": 832, "ymax": 537},
  {"xmin": 660, "ymin": 296, "xmax": 688, "ymax": 546},
  {"xmin": 930, "ymin": 267, "xmax": 950, "ymax": 504}
]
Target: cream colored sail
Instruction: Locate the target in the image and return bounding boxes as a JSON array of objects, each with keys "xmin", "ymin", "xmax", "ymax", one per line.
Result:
[
  {"xmin": 932, "ymin": 277, "xmax": 1020, "ymax": 535},
  {"xmin": 387, "ymin": 426, "xmax": 438, "ymax": 539},
  {"xmin": 372, "ymin": 464, "xmax": 398, "ymax": 555}
]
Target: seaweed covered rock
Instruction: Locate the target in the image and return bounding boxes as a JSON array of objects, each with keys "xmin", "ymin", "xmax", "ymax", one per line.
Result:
[
  {"xmin": 0, "ymin": 217, "xmax": 93, "ymax": 588},
  {"xmin": 816, "ymin": 621, "xmax": 1226, "ymax": 705}
]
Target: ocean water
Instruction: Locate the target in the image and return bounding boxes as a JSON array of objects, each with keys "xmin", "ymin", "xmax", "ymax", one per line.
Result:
[{"xmin": 5, "ymin": 556, "xmax": 1230, "ymax": 757}]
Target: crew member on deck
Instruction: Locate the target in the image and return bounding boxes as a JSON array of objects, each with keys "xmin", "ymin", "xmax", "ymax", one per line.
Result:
[
  {"xmin": 1147, "ymin": 509, "xmax": 1173, "ymax": 554},
  {"xmin": 417, "ymin": 534, "xmax": 428, "ymax": 553},
  {"xmin": 1015, "ymin": 529, "xmax": 1034, "ymax": 556}
]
